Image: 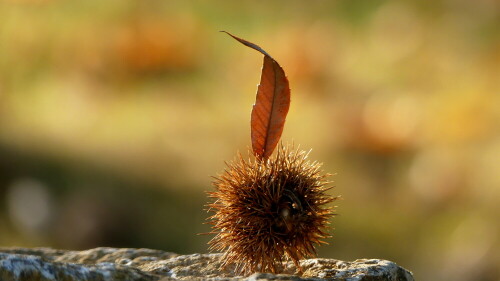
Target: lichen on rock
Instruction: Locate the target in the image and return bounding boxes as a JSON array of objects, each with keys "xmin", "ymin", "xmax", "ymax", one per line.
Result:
[{"xmin": 0, "ymin": 247, "xmax": 414, "ymax": 281}]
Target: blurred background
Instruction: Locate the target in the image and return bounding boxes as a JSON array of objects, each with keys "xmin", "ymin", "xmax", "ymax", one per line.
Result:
[{"xmin": 0, "ymin": 0, "xmax": 499, "ymax": 280}]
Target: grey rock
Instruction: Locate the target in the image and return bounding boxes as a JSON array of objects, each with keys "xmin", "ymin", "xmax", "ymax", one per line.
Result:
[{"xmin": 0, "ymin": 247, "xmax": 414, "ymax": 281}]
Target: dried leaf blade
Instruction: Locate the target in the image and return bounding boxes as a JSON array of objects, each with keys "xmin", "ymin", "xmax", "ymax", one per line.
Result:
[{"xmin": 223, "ymin": 32, "xmax": 291, "ymax": 160}]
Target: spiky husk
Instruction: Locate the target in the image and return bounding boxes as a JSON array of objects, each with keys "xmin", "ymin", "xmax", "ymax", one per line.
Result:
[{"xmin": 207, "ymin": 145, "xmax": 336, "ymax": 275}]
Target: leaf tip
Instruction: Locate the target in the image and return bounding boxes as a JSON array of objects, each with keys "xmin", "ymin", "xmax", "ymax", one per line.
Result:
[{"xmin": 220, "ymin": 30, "xmax": 235, "ymax": 38}]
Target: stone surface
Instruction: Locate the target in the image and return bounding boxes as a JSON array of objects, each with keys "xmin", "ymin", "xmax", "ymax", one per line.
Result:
[{"xmin": 0, "ymin": 247, "xmax": 414, "ymax": 281}]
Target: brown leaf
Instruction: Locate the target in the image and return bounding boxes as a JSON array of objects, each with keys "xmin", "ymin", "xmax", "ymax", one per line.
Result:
[{"xmin": 223, "ymin": 31, "xmax": 290, "ymax": 160}]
